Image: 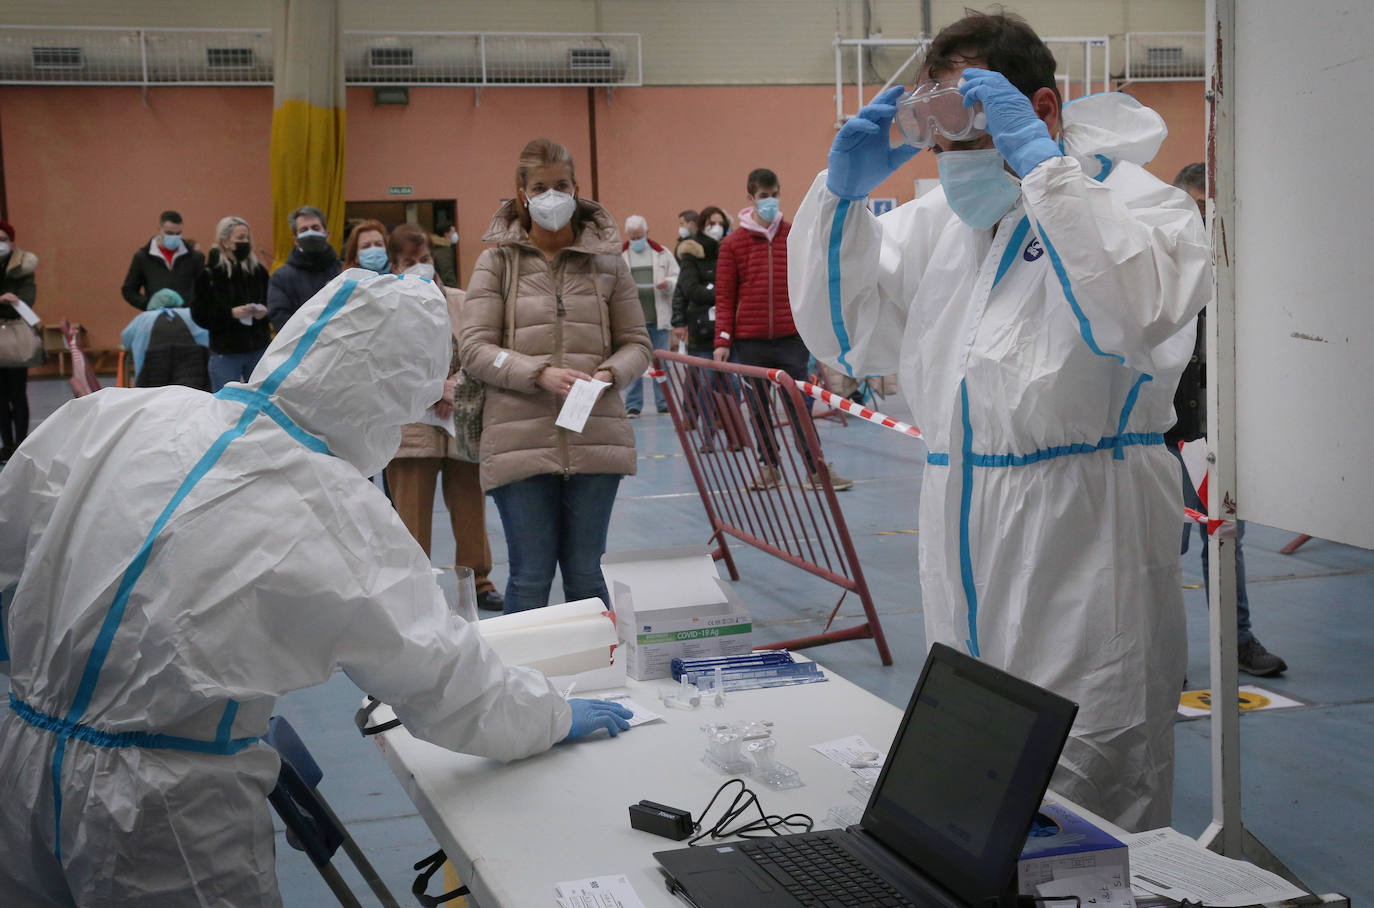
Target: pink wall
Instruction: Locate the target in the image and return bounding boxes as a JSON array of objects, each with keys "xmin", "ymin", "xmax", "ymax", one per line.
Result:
[{"xmin": 1, "ymin": 80, "xmax": 1204, "ymax": 351}]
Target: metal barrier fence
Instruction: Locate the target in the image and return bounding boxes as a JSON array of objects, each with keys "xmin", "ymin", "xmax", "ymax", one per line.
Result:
[{"xmin": 655, "ymin": 350, "xmax": 893, "ymax": 666}]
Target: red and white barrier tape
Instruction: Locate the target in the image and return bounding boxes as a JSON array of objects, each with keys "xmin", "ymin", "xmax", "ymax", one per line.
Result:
[{"xmin": 768, "ymin": 371, "xmax": 923, "ymax": 439}]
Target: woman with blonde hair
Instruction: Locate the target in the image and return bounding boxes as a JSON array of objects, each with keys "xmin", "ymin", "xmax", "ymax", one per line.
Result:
[
  {"xmin": 191, "ymin": 216, "xmax": 270, "ymax": 391},
  {"xmin": 460, "ymin": 138, "xmax": 652, "ymax": 613},
  {"xmin": 383, "ymin": 223, "xmax": 504, "ymax": 611}
]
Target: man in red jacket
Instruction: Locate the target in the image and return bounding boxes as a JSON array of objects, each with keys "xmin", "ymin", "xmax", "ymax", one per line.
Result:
[{"xmin": 713, "ymin": 168, "xmax": 853, "ymax": 491}]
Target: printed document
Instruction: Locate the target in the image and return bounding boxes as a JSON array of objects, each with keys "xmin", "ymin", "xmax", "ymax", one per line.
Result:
[{"xmin": 555, "ymin": 378, "xmax": 611, "ymax": 433}]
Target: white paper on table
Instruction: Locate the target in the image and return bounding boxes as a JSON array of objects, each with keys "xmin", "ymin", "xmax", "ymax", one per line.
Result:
[
  {"xmin": 10, "ymin": 299, "xmax": 39, "ymax": 327},
  {"xmin": 554, "ymin": 873, "xmax": 647, "ymax": 908},
  {"xmin": 555, "ymin": 378, "xmax": 611, "ymax": 433},
  {"xmin": 601, "ymin": 693, "xmax": 664, "ymax": 727},
  {"xmin": 1037, "ymin": 873, "xmax": 1137, "ymax": 908},
  {"xmin": 416, "ymin": 406, "xmax": 456, "ymax": 437},
  {"xmin": 810, "ymin": 735, "xmax": 887, "ymax": 780},
  {"xmin": 1123, "ymin": 828, "xmax": 1306, "ymax": 906}
]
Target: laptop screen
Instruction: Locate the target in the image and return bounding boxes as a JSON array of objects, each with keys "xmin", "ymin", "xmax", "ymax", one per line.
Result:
[{"xmin": 859, "ymin": 644, "xmax": 1078, "ymax": 906}]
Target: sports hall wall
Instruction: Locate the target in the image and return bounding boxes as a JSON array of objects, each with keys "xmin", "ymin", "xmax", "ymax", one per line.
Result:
[{"xmin": 0, "ymin": 79, "xmax": 1202, "ymax": 352}]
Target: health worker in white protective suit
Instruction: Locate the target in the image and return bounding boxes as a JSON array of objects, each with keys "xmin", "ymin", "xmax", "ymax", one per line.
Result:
[
  {"xmin": 0, "ymin": 270, "xmax": 632, "ymax": 906},
  {"xmin": 788, "ymin": 11, "xmax": 1210, "ymax": 831}
]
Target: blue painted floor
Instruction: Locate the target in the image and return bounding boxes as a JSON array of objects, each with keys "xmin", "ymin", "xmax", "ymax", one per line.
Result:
[{"xmin": 11, "ymin": 379, "xmax": 1374, "ymax": 904}]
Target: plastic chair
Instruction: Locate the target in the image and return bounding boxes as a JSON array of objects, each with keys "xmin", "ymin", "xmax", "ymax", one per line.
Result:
[{"xmin": 264, "ymin": 716, "xmax": 401, "ymax": 908}]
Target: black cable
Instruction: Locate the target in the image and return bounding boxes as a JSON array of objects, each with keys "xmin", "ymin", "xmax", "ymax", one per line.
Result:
[{"xmin": 688, "ymin": 778, "xmax": 814, "ymax": 846}]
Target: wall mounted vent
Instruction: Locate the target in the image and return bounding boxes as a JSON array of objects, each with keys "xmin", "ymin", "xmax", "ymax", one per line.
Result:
[{"xmin": 32, "ymin": 46, "xmax": 84, "ymax": 70}]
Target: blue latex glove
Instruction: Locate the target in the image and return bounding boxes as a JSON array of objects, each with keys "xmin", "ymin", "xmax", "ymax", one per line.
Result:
[
  {"xmin": 958, "ymin": 68, "xmax": 1060, "ymax": 178},
  {"xmin": 827, "ymin": 85, "xmax": 922, "ymax": 200},
  {"xmin": 564, "ymin": 698, "xmax": 634, "ymax": 741}
]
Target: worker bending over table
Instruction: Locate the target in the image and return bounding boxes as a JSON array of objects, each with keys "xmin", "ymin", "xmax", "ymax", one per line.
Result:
[
  {"xmin": 789, "ymin": 10, "xmax": 1210, "ymax": 831},
  {"xmin": 0, "ymin": 271, "xmax": 631, "ymax": 906}
]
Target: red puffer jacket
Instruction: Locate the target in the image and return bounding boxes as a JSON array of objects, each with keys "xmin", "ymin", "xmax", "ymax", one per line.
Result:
[{"xmin": 714, "ymin": 219, "xmax": 795, "ymax": 346}]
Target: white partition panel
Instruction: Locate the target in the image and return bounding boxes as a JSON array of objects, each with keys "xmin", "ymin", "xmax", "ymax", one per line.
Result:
[{"xmin": 1231, "ymin": 2, "xmax": 1374, "ymax": 549}]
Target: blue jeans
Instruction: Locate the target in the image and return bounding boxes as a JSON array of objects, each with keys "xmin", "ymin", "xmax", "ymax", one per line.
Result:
[
  {"xmin": 624, "ymin": 326, "xmax": 669, "ymax": 412},
  {"xmin": 489, "ymin": 473, "xmax": 622, "ymax": 614},
  {"xmin": 1173, "ymin": 447, "xmax": 1253, "ymax": 644},
  {"xmin": 209, "ymin": 349, "xmax": 267, "ymax": 393}
]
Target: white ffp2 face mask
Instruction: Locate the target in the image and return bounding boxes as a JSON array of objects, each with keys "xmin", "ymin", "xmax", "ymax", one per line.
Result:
[
  {"xmin": 404, "ymin": 263, "xmax": 436, "ymax": 280},
  {"xmin": 525, "ymin": 189, "xmax": 577, "ymax": 232},
  {"xmin": 704, "ymin": 224, "xmax": 725, "ymax": 241}
]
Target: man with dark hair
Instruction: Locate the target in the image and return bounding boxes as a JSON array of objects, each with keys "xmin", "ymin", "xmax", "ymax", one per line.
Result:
[
  {"xmin": 267, "ymin": 205, "xmax": 342, "ymax": 332},
  {"xmin": 121, "ymin": 210, "xmax": 206, "ymax": 311},
  {"xmin": 674, "ymin": 208, "xmax": 700, "ymax": 254},
  {"xmin": 1168, "ymin": 162, "xmax": 1286, "ymax": 678},
  {"xmin": 789, "ymin": 10, "xmax": 1211, "ymax": 830},
  {"xmin": 715, "ymin": 168, "xmax": 853, "ymax": 491}
]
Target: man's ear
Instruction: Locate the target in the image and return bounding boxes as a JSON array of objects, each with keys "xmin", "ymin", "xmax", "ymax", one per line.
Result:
[{"xmin": 1031, "ymin": 86, "xmax": 1061, "ymax": 137}]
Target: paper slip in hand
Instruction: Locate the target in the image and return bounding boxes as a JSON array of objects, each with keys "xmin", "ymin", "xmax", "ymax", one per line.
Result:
[
  {"xmin": 417, "ymin": 406, "xmax": 456, "ymax": 438},
  {"xmin": 603, "ymin": 693, "xmax": 664, "ymax": 727},
  {"xmin": 1038, "ymin": 873, "xmax": 1136, "ymax": 908},
  {"xmin": 555, "ymin": 378, "xmax": 611, "ymax": 433},
  {"xmin": 10, "ymin": 299, "xmax": 40, "ymax": 327},
  {"xmin": 554, "ymin": 873, "xmax": 647, "ymax": 908}
]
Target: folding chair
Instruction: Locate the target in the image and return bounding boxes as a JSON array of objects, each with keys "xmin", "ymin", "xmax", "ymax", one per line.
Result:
[{"xmin": 264, "ymin": 716, "xmax": 401, "ymax": 908}]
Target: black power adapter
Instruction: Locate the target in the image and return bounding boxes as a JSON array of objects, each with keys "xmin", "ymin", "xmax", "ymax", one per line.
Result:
[{"xmin": 628, "ymin": 799, "xmax": 694, "ymax": 841}]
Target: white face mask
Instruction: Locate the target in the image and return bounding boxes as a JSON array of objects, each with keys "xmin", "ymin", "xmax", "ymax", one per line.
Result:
[
  {"xmin": 525, "ymin": 189, "xmax": 577, "ymax": 232},
  {"xmin": 704, "ymin": 224, "xmax": 725, "ymax": 241},
  {"xmin": 404, "ymin": 262, "xmax": 436, "ymax": 280},
  {"xmin": 678, "ymin": 226, "xmax": 691, "ymax": 238},
  {"xmin": 0, "ymin": 241, "xmax": 10, "ymax": 258}
]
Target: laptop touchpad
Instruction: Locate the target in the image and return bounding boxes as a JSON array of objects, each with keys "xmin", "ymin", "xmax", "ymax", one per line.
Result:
[{"xmin": 689, "ymin": 867, "xmax": 777, "ymax": 893}]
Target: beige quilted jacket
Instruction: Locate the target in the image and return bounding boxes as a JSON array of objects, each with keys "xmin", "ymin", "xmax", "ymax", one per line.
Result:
[{"xmin": 459, "ymin": 199, "xmax": 652, "ymax": 490}]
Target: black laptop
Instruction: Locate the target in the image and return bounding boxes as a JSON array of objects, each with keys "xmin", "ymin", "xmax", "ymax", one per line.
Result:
[{"xmin": 655, "ymin": 643, "xmax": 1079, "ymax": 908}]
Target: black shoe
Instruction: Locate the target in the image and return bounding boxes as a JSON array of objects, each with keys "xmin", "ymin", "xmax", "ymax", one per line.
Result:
[
  {"xmin": 657, "ymin": 405, "xmax": 669, "ymax": 414},
  {"xmin": 477, "ymin": 589, "xmax": 505, "ymax": 612},
  {"xmin": 627, "ymin": 408, "xmax": 641, "ymax": 419},
  {"xmin": 1238, "ymin": 637, "xmax": 1287, "ymax": 677}
]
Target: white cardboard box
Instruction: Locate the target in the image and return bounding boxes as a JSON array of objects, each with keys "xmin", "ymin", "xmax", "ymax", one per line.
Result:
[{"xmin": 601, "ymin": 547, "xmax": 753, "ymax": 681}]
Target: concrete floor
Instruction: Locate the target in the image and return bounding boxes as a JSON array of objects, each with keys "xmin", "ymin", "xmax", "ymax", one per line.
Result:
[{"xmin": 10, "ymin": 377, "xmax": 1374, "ymax": 905}]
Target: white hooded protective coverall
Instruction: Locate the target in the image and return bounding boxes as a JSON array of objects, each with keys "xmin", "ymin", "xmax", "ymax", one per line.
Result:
[
  {"xmin": 0, "ymin": 270, "xmax": 573, "ymax": 906},
  {"xmin": 788, "ymin": 94, "xmax": 1210, "ymax": 831}
]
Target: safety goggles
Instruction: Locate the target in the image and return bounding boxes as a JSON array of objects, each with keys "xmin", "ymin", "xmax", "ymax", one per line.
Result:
[{"xmin": 894, "ymin": 81, "xmax": 988, "ymax": 148}]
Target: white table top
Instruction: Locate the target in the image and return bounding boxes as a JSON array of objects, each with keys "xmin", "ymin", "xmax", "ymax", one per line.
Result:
[{"xmin": 366, "ymin": 668, "xmax": 913, "ymax": 907}]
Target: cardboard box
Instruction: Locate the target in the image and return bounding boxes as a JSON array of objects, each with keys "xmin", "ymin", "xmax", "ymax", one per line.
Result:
[
  {"xmin": 601, "ymin": 547, "xmax": 753, "ymax": 681},
  {"xmin": 1018, "ymin": 802, "xmax": 1129, "ymax": 894}
]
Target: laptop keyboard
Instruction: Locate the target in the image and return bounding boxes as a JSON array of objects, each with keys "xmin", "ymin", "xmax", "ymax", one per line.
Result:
[{"xmin": 739, "ymin": 834, "xmax": 917, "ymax": 907}]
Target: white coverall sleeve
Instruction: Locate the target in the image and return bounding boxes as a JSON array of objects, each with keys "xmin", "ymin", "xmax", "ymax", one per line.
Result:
[
  {"xmin": 1021, "ymin": 157, "xmax": 1212, "ymax": 373},
  {"xmin": 323, "ymin": 496, "xmax": 572, "ymax": 762},
  {"xmin": 788, "ymin": 171, "xmax": 940, "ymax": 378}
]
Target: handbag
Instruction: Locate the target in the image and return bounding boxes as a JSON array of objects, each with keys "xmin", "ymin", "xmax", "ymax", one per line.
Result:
[
  {"xmin": 0, "ymin": 319, "xmax": 45, "ymax": 368},
  {"xmin": 449, "ymin": 247, "xmax": 519, "ymax": 462}
]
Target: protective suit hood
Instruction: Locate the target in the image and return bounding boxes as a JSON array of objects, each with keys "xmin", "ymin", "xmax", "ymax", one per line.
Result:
[
  {"xmin": 1060, "ymin": 92, "xmax": 1167, "ymax": 169},
  {"xmin": 243, "ymin": 268, "xmax": 449, "ymax": 476}
]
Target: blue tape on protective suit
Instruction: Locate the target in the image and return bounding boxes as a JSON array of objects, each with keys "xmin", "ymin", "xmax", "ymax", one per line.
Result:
[
  {"xmin": 828, "ymin": 199, "xmax": 857, "ymax": 377},
  {"xmin": 958, "ymin": 381, "xmax": 980, "ymax": 658}
]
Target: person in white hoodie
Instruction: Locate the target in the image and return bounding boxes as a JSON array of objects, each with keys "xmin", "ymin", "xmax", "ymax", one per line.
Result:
[
  {"xmin": 0, "ymin": 270, "xmax": 631, "ymax": 906},
  {"xmin": 787, "ymin": 10, "xmax": 1211, "ymax": 832}
]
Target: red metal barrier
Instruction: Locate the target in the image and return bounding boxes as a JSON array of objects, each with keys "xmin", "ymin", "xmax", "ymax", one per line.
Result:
[{"xmin": 655, "ymin": 350, "xmax": 893, "ymax": 666}]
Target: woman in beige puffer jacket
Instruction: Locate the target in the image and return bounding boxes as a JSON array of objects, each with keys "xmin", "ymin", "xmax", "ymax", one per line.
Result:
[{"xmin": 460, "ymin": 138, "xmax": 652, "ymax": 613}]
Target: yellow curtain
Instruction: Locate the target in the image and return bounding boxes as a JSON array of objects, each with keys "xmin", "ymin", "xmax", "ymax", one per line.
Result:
[{"xmin": 270, "ymin": 0, "xmax": 346, "ymax": 269}]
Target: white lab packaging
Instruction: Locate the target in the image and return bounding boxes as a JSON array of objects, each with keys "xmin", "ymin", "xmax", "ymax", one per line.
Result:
[
  {"xmin": 601, "ymin": 547, "xmax": 753, "ymax": 681},
  {"xmin": 1017, "ymin": 801, "xmax": 1129, "ymax": 894}
]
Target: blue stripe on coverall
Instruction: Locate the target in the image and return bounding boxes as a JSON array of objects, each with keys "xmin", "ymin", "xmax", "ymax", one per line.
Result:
[
  {"xmin": 827, "ymin": 198, "xmax": 858, "ymax": 377},
  {"xmin": 29, "ymin": 278, "xmax": 358, "ymax": 861}
]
